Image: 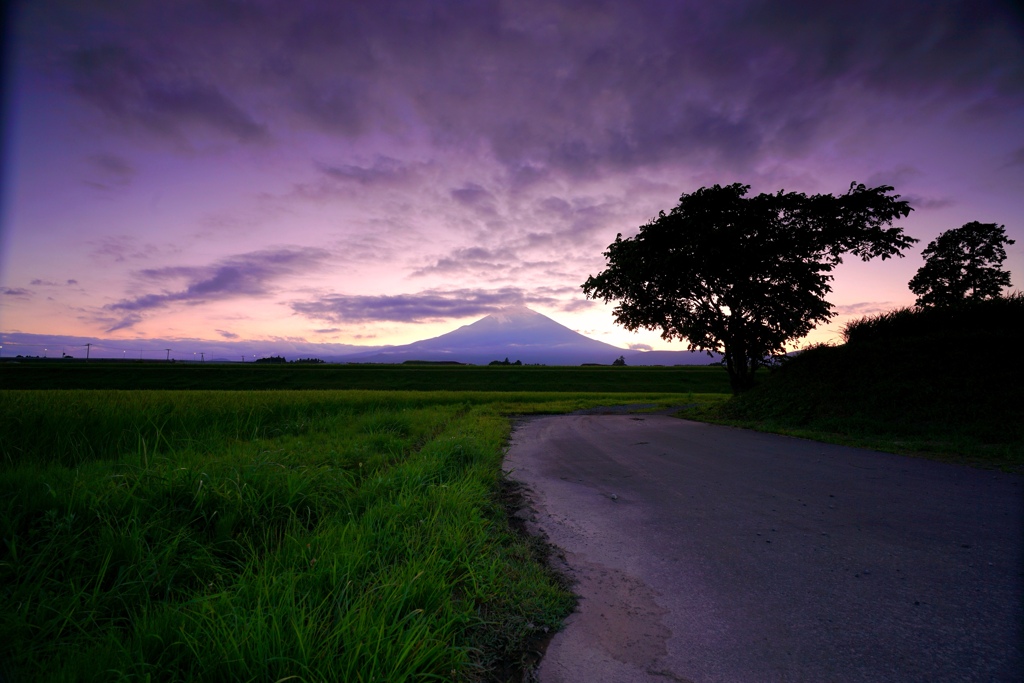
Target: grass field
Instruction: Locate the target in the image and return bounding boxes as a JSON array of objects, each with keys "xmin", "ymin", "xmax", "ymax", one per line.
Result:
[
  {"xmin": 0, "ymin": 388, "xmax": 716, "ymax": 682},
  {"xmin": 0, "ymin": 361, "xmax": 731, "ymax": 393},
  {"xmin": 6, "ymin": 330, "xmax": 1015, "ymax": 681}
]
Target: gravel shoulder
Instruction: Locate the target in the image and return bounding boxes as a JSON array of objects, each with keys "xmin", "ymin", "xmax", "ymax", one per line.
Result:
[{"xmin": 505, "ymin": 415, "xmax": 1024, "ymax": 683}]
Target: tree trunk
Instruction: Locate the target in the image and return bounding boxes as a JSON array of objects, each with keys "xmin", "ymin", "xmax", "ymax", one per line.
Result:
[{"xmin": 723, "ymin": 340, "xmax": 757, "ymax": 394}]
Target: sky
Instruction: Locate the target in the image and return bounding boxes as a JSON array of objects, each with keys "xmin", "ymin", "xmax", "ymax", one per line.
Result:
[{"xmin": 2, "ymin": 0, "xmax": 1022, "ymax": 359}]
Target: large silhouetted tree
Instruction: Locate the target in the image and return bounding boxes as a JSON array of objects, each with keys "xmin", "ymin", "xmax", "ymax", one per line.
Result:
[
  {"xmin": 582, "ymin": 183, "xmax": 916, "ymax": 393},
  {"xmin": 908, "ymin": 222, "xmax": 1015, "ymax": 308}
]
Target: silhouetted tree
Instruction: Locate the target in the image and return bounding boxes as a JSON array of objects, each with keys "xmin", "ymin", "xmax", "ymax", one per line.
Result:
[
  {"xmin": 582, "ymin": 183, "xmax": 915, "ymax": 393},
  {"xmin": 908, "ymin": 222, "xmax": 1015, "ymax": 307},
  {"xmin": 612, "ymin": 355, "xmax": 626, "ymax": 366}
]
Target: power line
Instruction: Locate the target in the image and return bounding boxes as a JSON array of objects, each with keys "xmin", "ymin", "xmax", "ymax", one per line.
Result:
[{"xmin": 0, "ymin": 336, "xmax": 230, "ymax": 361}]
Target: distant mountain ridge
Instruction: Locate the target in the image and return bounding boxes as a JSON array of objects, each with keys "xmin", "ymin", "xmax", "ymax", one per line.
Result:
[
  {"xmin": 336, "ymin": 306, "xmax": 719, "ymax": 366},
  {"xmin": 2, "ymin": 307, "xmax": 721, "ymax": 365}
]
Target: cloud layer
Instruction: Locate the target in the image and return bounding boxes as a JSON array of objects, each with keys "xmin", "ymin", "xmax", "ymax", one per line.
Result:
[
  {"xmin": 24, "ymin": 0, "xmax": 1022, "ymax": 171},
  {"xmin": 4, "ymin": 0, "xmax": 1021, "ymax": 348},
  {"xmin": 292, "ymin": 286, "xmax": 588, "ymax": 324},
  {"xmin": 103, "ymin": 248, "xmax": 330, "ymax": 331}
]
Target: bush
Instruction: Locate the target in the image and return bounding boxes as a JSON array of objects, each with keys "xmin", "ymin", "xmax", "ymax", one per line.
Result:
[
  {"xmin": 842, "ymin": 292, "xmax": 1023, "ymax": 344},
  {"xmin": 720, "ymin": 294, "xmax": 1024, "ymax": 460}
]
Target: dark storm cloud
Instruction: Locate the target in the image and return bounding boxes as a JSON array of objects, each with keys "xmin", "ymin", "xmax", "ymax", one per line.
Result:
[
  {"xmin": 866, "ymin": 166, "xmax": 922, "ymax": 188},
  {"xmin": 84, "ymin": 153, "xmax": 135, "ymax": 190},
  {"xmin": 412, "ymin": 246, "xmax": 511, "ymax": 275},
  {"xmin": 277, "ymin": 158, "xmax": 427, "ymax": 203},
  {"xmin": 416, "ymin": 192, "xmax": 630, "ymax": 276},
  {"xmin": 291, "ymin": 79, "xmax": 371, "ymax": 136},
  {"xmin": 88, "ymin": 236, "xmax": 165, "ymax": 264},
  {"xmin": 862, "ymin": 169, "xmax": 955, "ymax": 213},
  {"xmin": 65, "ymin": 43, "xmax": 268, "ymax": 143},
  {"xmin": 104, "ymin": 314, "xmax": 143, "ymax": 333},
  {"xmin": 145, "ymin": 82, "xmax": 268, "ymax": 141},
  {"xmin": 27, "ymin": 1, "xmax": 1022, "ymax": 173},
  {"xmin": 108, "ymin": 247, "xmax": 330, "ymax": 314},
  {"xmin": 316, "ymin": 158, "xmax": 416, "ymax": 186},
  {"xmin": 737, "ymin": 0, "xmax": 1024, "ymax": 98},
  {"xmin": 411, "ymin": 245, "xmax": 562, "ymax": 279},
  {"xmin": 900, "ymin": 195, "xmax": 956, "ymax": 212},
  {"xmin": 292, "ymin": 286, "xmax": 584, "ymax": 324},
  {"xmin": 292, "ymin": 289, "xmax": 529, "ymax": 323},
  {"xmin": 451, "ymin": 183, "xmax": 496, "ymax": 211}
]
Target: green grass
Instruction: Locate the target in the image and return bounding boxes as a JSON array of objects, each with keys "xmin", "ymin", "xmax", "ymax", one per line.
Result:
[
  {"xmin": 0, "ymin": 389, "xmax": 708, "ymax": 681},
  {"xmin": 0, "ymin": 361, "xmax": 731, "ymax": 393},
  {"xmin": 677, "ymin": 395, "xmax": 1024, "ymax": 471}
]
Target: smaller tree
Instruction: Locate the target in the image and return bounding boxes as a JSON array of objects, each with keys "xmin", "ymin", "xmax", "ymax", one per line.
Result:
[
  {"xmin": 909, "ymin": 222, "xmax": 1015, "ymax": 307},
  {"xmin": 612, "ymin": 355, "xmax": 626, "ymax": 366}
]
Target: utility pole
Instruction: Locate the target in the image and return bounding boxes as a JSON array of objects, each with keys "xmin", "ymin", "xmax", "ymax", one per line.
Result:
[
  {"xmin": 85, "ymin": 343, "xmax": 91, "ymax": 361},
  {"xmin": 165, "ymin": 348, "xmax": 171, "ymax": 362},
  {"xmin": 201, "ymin": 352, "xmax": 204, "ymax": 363}
]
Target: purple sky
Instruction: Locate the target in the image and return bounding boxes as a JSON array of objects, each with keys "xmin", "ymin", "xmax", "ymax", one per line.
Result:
[{"xmin": 2, "ymin": 0, "xmax": 1022, "ymax": 357}]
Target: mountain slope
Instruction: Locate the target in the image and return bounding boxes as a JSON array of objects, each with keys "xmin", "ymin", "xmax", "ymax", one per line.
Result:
[
  {"xmin": 339, "ymin": 306, "xmax": 622, "ymax": 365},
  {"xmin": 3, "ymin": 309, "xmax": 719, "ymax": 365},
  {"xmin": 338, "ymin": 306, "xmax": 718, "ymax": 366}
]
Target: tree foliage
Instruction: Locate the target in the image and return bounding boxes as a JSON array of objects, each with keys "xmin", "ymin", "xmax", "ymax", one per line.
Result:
[
  {"xmin": 581, "ymin": 182, "xmax": 915, "ymax": 393},
  {"xmin": 908, "ymin": 221, "xmax": 1015, "ymax": 307}
]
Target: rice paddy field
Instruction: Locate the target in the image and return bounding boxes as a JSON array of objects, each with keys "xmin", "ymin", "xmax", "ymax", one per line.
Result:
[
  {"xmin": 0, "ymin": 360, "xmax": 730, "ymax": 393},
  {"xmin": 0, "ymin": 384, "xmax": 724, "ymax": 682}
]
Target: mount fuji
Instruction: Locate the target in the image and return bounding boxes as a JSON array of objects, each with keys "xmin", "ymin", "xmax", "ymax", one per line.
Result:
[{"xmin": 336, "ymin": 306, "xmax": 719, "ymax": 366}]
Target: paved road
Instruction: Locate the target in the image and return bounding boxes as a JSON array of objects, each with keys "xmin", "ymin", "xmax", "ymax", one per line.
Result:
[{"xmin": 505, "ymin": 415, "xmax": 1023, "ymax": 683}]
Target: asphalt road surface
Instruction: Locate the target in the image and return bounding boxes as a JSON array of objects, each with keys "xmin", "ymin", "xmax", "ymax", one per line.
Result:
[{"xmin": 505, "ymin": 415, "xmax": 1023, "ymax": 683}]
